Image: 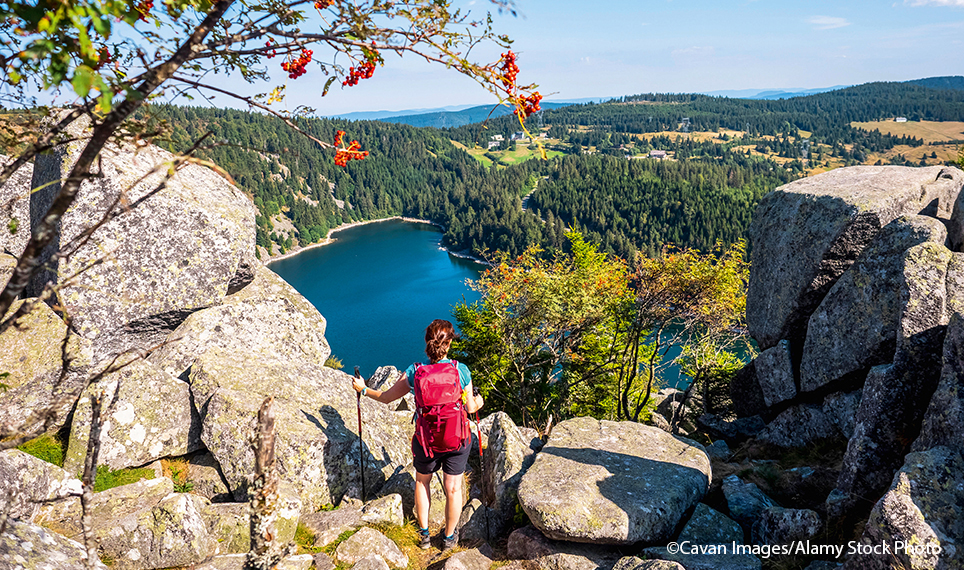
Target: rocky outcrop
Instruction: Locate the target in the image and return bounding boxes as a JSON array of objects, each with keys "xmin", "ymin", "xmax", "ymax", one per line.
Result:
[
  {"xmin": 298, "ymin": 494, "xmax": 403, "ymax": 548},
  {"xmin": 483, "ymin": 411, "xmax": 535, "ymax": 536},
  {"xmin": 334, "ymin": 527, "xmax": 408, "ymax": 569},
  {"xmin": 506, "ymin": 525, "xmax": 620, "ymax": 570},
  {"xmin": 751, "ymin": 506, "xmax": 821, "ymax": 545},
  {"xmin": 517, "ymin": 417, "xmax": 711, "ymax": 545},
  {"xmin": 829, "ymin": 241, "xmax": 952, "ymax": 525},
  {"xmin": 722, "ymin": 474, "xmax": 776, "ymax": 529},
  {"xmin": 444, "ymin": 548, "xmax": 494, "ymax": 570},
  {"xmin": 754, "ymin": 340, "xmax": 796, "ymax": 407},
  {"xmin": 613, "ymin": 558, "xmax": 685, "ymax": 570},
  {"xmin": 36, "ymin": 477, "xmax": 217, "ymax": 570},
  {"xmin": 845, "ymin": 446, "xmax": 963, "ymax": 570},
  {"xmin": 755, "ymin": 404, "xmax": 841, "ymax": 448},
  {"xmin": 149, "ymin": 266, "xmax": 331, "ymax": 381},
  {"xmin": 0, "ymin": 517, "xmax": 108, "ymax": 570},
  {"xmin": 800, "ymin": 215, "xmax": 947, "ymax": 392},
  {"xmin": 677, "ymin": 503, "xmax": 743, "ymax": 544},
  {"xmin": 203, "ymin": 489, "xmax": 300, "ymax": 555},
  {"xmin": 0, "ymin": 449, "xmax": 81, "ymax": 522},
  {"xmin": 0, "ymin": 157, "xmax": 32, "ymax": 258},
  {"xmin": 193, "ymin": 553, "xmax": 315, "ymax": 570},
  {"xmin": 190, "ymin": 347, "xmax": 412, "ymax": 510},
  {"xmin": 0, "ymin": 298, "xmax": 92, "ymax": 435},
  {"xmin": 29, "ymin": 117, "xmax": 256, "ymax": 360},
  {"xmin": 914, "ymin": 311, "xmax": 964, "ymax": 452},
  {"xmin": 63, "ymin": 358, "xmax": 201, "ymax": 473},
  {"xmin": 748, "ymin": 166, "xmax": 962, "ymax": 351},
  {"xmin": 821, "ymin": 390, "xmax": 861, "ymax": 439}
]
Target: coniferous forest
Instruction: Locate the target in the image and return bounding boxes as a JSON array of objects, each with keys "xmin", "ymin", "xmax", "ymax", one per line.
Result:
[{"xmin": 148, "ymin": 78, "xmax": 964, "ymax": 260}]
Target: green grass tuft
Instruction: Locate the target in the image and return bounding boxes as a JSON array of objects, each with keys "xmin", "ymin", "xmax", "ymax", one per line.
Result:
[
  {"xmin": 17, "ymin": 433, "xmax": 66, "ymax": 467},
  {"xmin": 93, "ymin": 465, "xmax": 155, "ymax": 492}
]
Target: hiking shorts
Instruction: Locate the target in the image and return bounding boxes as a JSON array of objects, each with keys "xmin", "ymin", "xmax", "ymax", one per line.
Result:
[{"xmin": 412, "ymin": 436, "xmax": 471, "ymax": 476}]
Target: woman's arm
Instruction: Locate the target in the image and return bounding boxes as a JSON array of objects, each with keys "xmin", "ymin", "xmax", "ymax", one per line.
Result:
[
  {"xmin": 464, "ymin": 380, "xmax": 484, "ymax": 414},
  {"xmin": 352, "ymin": 373, "xmax": 411, "ymax": 404}
]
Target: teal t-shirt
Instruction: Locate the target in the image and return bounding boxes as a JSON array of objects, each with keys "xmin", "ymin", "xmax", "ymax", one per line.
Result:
[{"xmin": 405, "ymin": 359, "xmax": 471, "ymax": 392}]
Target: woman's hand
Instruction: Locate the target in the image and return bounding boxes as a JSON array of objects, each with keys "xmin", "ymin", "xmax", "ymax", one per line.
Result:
[{"xmin": 352, "ymin": 375, "xmax": 366, "ymax": 394}]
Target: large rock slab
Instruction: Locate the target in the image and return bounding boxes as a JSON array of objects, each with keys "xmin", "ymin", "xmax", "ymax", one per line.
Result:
[
  {"xmin": 722, "ymin": 475, "xmax": 776, "ymax": 529},
  {"xmin": 748, "ymin": 165, "xmax": 961, "ymax": 350},
  {"xmin": 755, "ymin": 404, "xmax": 841, "ymax": 448},
  {"xmin": 754, "ymin": 340, "xmax": 797, "ymax": 408},
  {"xmin": 751, "ymin": 506, "xmax": 821, "ymax": 545},
  {"xmin": 517, "ymin": 417, "xmax": 710, "ymax": 545},
  {"xmin": 149, "ymin": 268, "xmax": 330, "ymax": 381},
  {"xmin": 0, "ymin": 298, "xmax": 92, "ymax": 436},
  {"xmin": 506, "ymin": 525, "xmax": 620, "ymax": 569},
  {"xmin": 829, "ymin": 241, "xmax": 952, "ymax": 526},
  {"xmin": 483, "ymin": 411, "xmax": 535, "ymax": 535},
  {"xmin": 63, "ymin": 358, "xmax": 201, "ymax": 473},
  {"xmin": 28, "ymin": 119, "xmax": 256, "ymax": 359},
  {"xmin": 203, "ymin": 488, "xmax": 301, "ymax": 555},
  {"xmin": 190, "ymin": 347, "xmax": 412, "ymax": 511},
  {"xmin": 801, "ymin": 215, "xmax": 947, "ymax": 392},
  {"xmin": 0, "ymin": 517, "xmax": 108, "ymax": 570},
  {"xmin": 35, "ymin": 476, "xmax": 216, "ymax": 570},
  {"xmin": 677, "ymin": 503, "xmax": 744, "ymax": 545},
  {"xmin": 334, "ymin": 527, "xmax": 408, "ymax": 569},
  {"xmin": 0, "ymin": 449, "xmax": 81, "ymax": 522},
  {"xmin": 844, "ymin": 446, "xmax": 964, "ymax": 570},
  {"xmin": 822, "ymin": 390, "xmax": 861, "ymax": 439},
  {"xmin": 0, "ymin": 157, "xmax": 33, "ymax": 258}
]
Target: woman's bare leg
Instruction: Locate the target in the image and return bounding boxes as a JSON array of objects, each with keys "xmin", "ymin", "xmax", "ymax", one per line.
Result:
[
  {"xmin": 442, "ymin": 472, "xmax": 463, "ymax": 537},
  {"xmin": 414, "ymin": 471, "xmax": 433, "ymax": 530}
]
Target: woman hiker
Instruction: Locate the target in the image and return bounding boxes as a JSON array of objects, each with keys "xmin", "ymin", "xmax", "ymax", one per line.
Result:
[{"xmin": 351, "ymin": 319, "xmax": 484, "ymax": 551}]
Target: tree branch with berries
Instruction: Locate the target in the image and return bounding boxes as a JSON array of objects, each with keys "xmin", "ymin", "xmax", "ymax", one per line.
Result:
[{"xmin": 0, "ymin": 0, "xmax": 541, "ymax": 326}]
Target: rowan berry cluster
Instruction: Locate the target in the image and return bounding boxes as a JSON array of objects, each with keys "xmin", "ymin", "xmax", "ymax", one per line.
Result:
[
  {"xmin": 343, "ymin": 60, "xmax": 376, "ymax": 87},
  {"xmin": 280, "ymin": 49, "xmax": 312, "ymax": 79},
  {"xmin": 264, "ymin": 39, "xmax": 277, "ymax": 59},
  {"xmin": 333, "ymin": 130, "xmax": 369, "ymax": 167},
  {"xmin": 498, "ymin": 51, "xmax": 542, "ymax": 119},
  {"xmin": 500, "ymin": 51, "xmax": 519, "ymax": 93},
  {"xmin": 314, "ymin": 0, "xmax": 334, "ymax": 8},
  {"xmin": 135, "ymin": 0, "xmax": 153, "ymax": 21}
]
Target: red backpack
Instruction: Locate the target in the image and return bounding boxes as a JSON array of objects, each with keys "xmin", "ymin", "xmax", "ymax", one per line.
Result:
[{"xmin": 412, "ymin": 361, "xmax": 470, "ymax": 457}]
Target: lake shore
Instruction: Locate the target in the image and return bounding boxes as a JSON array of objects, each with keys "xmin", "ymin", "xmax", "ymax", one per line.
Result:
[{"xmin": 264, "ymin": 216, "xmax": 488, "ymax": 266}]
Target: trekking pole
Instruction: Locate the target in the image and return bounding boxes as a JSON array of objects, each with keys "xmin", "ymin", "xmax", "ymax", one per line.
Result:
[
  {"xmin": 473, "ymin": 384, "xmax": 489, "ymax": 541},
  {"xmin": 354, "ymin": 366, "xmax": 366, "ymax": 502}
]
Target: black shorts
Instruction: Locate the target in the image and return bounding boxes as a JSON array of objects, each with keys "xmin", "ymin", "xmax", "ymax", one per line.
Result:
[{"xmin": 412, "ymin": 436, "xmax": 471, "ymax": 476}]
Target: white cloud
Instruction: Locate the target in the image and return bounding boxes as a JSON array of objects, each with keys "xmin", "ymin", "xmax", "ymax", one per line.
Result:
[
  {"xmin": 906, "ymin": 0, "xmax": 964, "ymax": 6},
  {"xmin": 671, "ymin": 46, "xmax": 716, "ymax": 57},
  {"xmin": 808, "ymin": 16, "xmax": 851, "ymax": 30}
]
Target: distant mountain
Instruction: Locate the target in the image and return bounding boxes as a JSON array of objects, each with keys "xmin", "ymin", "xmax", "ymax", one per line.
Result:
[
  {"xmin": 905, "ymin": 76, "xmax": 964, "ymax": 91},
  {"xmin": 380, "ymin": 99, "xmax": 603, "ymax": 128},
  {"xmin": 331, "ymin": 105, "xmax": 479, "ymax": 121},
  {"xmin": 703, "ymin": 86, "xmax": 849, "ymax": 100}
]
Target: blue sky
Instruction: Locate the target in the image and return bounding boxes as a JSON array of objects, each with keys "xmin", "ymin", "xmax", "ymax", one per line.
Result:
[
  {"xmin": 285, "ymin": 0, "xmax": 964, "ymax": 115},
  {"xmin": 169, "ymin": 0, "xmax": 964, "ymax": 115}
]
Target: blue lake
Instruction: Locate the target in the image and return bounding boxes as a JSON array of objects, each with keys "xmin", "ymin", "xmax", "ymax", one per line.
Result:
[
  {"xmin": 271, "ymin": 219, "xmax": 747, "ymax": 388},
  {"xmin": 269, "ymin": 219, "xmax": 484, "ymax": 377}
]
